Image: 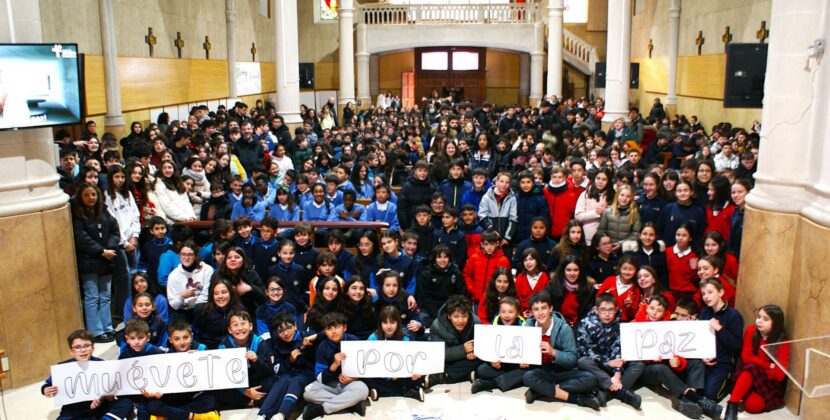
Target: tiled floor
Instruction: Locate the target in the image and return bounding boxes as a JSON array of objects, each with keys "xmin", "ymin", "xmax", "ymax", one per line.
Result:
[{"xmin": 6, "ymin": 342, "xmax": 797, "ymax": 420}]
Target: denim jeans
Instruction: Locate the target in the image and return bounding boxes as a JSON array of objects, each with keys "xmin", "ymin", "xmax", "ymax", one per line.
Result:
[{"xmin": 81, "ymin": 273, "xmax": 113, "ymax": 336}]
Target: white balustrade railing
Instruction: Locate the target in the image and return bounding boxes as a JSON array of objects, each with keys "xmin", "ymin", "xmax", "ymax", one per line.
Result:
[
  {"xmin": 563, "ymin": 28, "xmax": 598, "ymax": 73},
  {"xmin": 360, "ymin": 3, "xmax": 539, "ymax": 25}
]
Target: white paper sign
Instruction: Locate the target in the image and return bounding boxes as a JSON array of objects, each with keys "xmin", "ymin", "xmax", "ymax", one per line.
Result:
[
  {"xmin": 620, "ymin": 321, "xmax": 716, "ymax": 361},
  {"xmin": 340, "ymin": 341, "xmax": 445, "ymax": 378},
  {"xmin": 473, "ymin": 324, "xmax": 542, "ymax": 365},
  {"xmin": 235, "ymin": 62, "xmax": 262, "ymax": 96},
  {"xmin": 50, "ymin": 348, "xmax": 248, "ymax": 405}
]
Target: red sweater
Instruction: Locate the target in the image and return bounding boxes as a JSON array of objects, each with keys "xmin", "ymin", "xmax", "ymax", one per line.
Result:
[
  {"xmin": 516, "ymin": 272, "xmax": 550, "ymax": 314},
  {"xmin": 723, "ymin": 252, "xmax": 739, "ymax": 282},
  {"xmin": 463, "ymin": 249, "xmax": 510, "ymax": 302},
  {"xmin": 632, "ymin": 315, "xmax": 688, "ymax": 371},
  {"xmin": 543, "ymin": 184, "xmax": 579, "ymax": 239},
  {"xmin": 705, "ymin": 204, "xmax": 736, "ymax": 242},
  {"xmin": 560, "ymin": 292, "xmax": 581, "ymax": 325},
  {"xmin": 597, "ymin": 276, "xmax": 641, "ymax": 321},
  {"xmin": 635, "ymin": 291, "xmax": 676, "ymax": 321},
  {"xmin": 666, "ymin": 247, "xmax": 699, "ymax": 294},
  {"xmin": 740, "ymin": 325, "xmax": 789, "ymax": 382}
]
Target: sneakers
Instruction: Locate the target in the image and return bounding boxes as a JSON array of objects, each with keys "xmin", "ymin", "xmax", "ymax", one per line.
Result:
[
  {"xmin": 270, "ymin": 414, "xmax": 286, "ymax": 420},
  {"xmin": 424, "ymin": 373, "xmax": 446, "ymax": 390},
  {"xmin": 471, "ymin": 378, "xmax": 497, "ymax": 394},
  {"xmin": 94, "ymin": 332, "xmax": 115, "ymax": 343},
  {"xmin": 369, "ymin": 388, "xmax": 379, "ymax": 401},
  {"xmin": 619, "ymin": 389, "xmax": 642, "ymax": 410},
  {"xmin": 596, "ymin": 389, "xmax": 608, "ymax": 407},
  {"xmin": 352, "ymin": 400, "xmax": 367, "ymax": 417},
  {"xmin": 525, "ymin": 388, "xmax": 539, "ymax": 404},
  {"xmin": 573, "ymin": 393, "xmax": 601, "ymax": 411},
  {"xmin": 698, "ymin": 397, "xmax": 724, "ymax": 420},
  {"xmin": 302, "ymin": 402, "xmax": 325, "ymax": 420},
  {"xmin": 403, "ymin": 386, "xmax": 426, "ymax": 402},
  {"xmin": 255, "ymin": 415, "xmax": 267, "ymax": 420},
  {"xmin": 672, "ymin": 396, "xmax": 704, "ymax": 419},
  {"xmin": 470, "ymin": 370, "xmax": 477, "ymax": 382}
]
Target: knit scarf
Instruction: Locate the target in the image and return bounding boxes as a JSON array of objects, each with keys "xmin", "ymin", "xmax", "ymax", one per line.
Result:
[
  {"xmin": 564, "ymin": 280, "xmax": 580, "ymax": 293},
  {"xmin": 548, "ymin": 181, "xmax": 568, "ymax": 194}
]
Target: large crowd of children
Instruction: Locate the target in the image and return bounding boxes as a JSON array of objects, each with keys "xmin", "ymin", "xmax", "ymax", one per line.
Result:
[{"xmin": 45, "ymin": 96, "xmax": 790, "ymax": 420}]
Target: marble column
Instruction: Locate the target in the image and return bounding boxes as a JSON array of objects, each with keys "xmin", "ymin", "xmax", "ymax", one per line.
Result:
[
  {"xmin": 546, "ymin": 0, "xmax": 564, "ymax": 98},
  {"xmin": 666, "ymin": 0, "xmax": 680, "ymax": 105},
  {"xmin": 519, "ymin": 53, "xmax": 530, "ymax": 105},
  {"xmin": 356, "ymin": 23, "xmax": 371, "ymax": 107},
  {"xmin": 226, "ymin": 0, "xmax": 238, "ymax": 100},
  {"xmin": 274, "ymin": 0, "xmax": 302, "ymax": 124},
  {"xmin": 338, "ymin": 0, "xmax": 356, "ymax": 106},
  {"xmin": 0, "ymin": 0, "xmax": 83, "ymax": 389},
  {"xmin": 529, "ymin": 20, "xmax": 545, "ymax": 105},
  {"xmin": 369, "ymin": 54, "xmax": 380, "ymax": 99},
  {"xmin": 98, "ymin": 0, "xmax": 125, "ymax": 131},
  {"xmin": 602, "ymin": 0, "xmax": 632, "ymax": 123}
]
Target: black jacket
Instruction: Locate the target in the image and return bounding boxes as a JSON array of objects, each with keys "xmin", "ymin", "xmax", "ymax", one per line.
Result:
[
  {"xmin": 397, "ymin": 175, "xmax": 438, "ymax": 229},
  {"xmin": 416, "ymin": 263, "xmax": 466, "ymax": 318},
  {"xmin": 73, "ymin": 212, "xmax": 120, "ymax": 275},
  {"xmin": 234, "ymin": 137, "xmax": 265, "ymax": 176}
]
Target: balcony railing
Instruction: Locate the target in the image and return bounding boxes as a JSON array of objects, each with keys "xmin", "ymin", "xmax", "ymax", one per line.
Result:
[{"xmin": 360, "ymin": 3, "xmax": 539, "ymax": 25}]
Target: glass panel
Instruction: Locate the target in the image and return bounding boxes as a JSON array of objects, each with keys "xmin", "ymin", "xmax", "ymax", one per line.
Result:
[
  {"xmin": 421, "ymin": 52, "xmax": 449, "ymax": 71},
  {"xmin": 762, "ymin": 335, "xmax": 830, "ymax": 398},
  {"xmin": 452, "ymin": 51, "xmax": 479, "ymax": 71}
]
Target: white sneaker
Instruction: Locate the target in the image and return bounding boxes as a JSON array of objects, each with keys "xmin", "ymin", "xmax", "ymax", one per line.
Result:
[{"xmin": 271, "ymin": 414, "xmax": 285, "ymax": 420}]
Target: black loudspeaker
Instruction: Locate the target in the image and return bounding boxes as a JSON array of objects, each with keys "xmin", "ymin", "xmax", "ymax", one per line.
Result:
[
  {"xmin": 594, "ymin": 62, "xmax": 639, "ymax": 88},
  {"xmin": 630, "ymin": 63, "xmax": 640, "ymax": 89},
  {"xmin": 595, "ymin": 62, "xmax": 606, "ymax": 88},
  {"xmin": 299, "ymin": 63, "xmax": 314, "ymax": 88},
  {"xmin": 724, "ymin": 43, "xmax": 768, "ymax": 108}
]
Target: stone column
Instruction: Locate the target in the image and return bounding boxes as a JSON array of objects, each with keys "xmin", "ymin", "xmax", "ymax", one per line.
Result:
[
  {"xmin": 338, "ymin": 0, "xmax": 356, "ymax": 106},
  {"xmin": 356, "ymin": 23, "xmax": 371, "ymax": 107},
  {"xmin": 546, "ymin": 0, "xmax": 564, "ymax": 98},
  {"xmin": 519, "ymin": 53, "xmax": 530, "ymax": 105},
  {"xmin": 369, "ymin": 54, "xmax": 380, "ymax": 99},
  {"xmin": 0, "ymin": 0, "xmax": 82, "ymax": 389},
  {"xmin": 274, "ymin": 0, "xmax": 302, "ymax": 124},
  {"xmin": 666, "ymin": 0, "xmax": 680, "ymax": 105},
  {"xmin": 601, "ymin": 0, "xmax": 632, "ymax": 123},
  {"xmin": 529, "ymin": 20, "xmax": 545, "ymax": 105},
  {"xmin": 98, "ymin": 0, "xmax": 125, "ymax": 132},
  {"xmin": 226, "ymin": 0, "xmax": 238, "ymax": 100}
]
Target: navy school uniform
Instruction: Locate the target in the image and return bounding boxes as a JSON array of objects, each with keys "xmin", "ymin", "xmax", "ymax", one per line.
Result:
[
  {"xmin": 192, "ymin": 306, "xmax": 234, "ymax": 349},
  {"xmin": 355, "ymin": 253, "xmax": 379, "ymax": 281},
  {"xmin": 375, "ymin": 292, "xmax": 425, "ymax": 340},
  {"xmin": 257, "ymin": 330, "xmax": 317, "ymax": 419},
  {"xmin": 43, "ymin": 357, "xmax": 111, "ymax": 420},
  {"xmin": 345, "ymin": 299, "xmax": 378, "ymax": 339},
  {"xmin": 440, "ymin": 177, "xmax": 472, "ymax": 210},
  {"xmin": 625, "ymin": 245, "xmax": 669, "ymax": 289},
  {"xmin": 656, "ymin": 201, "xmax": 706, "ymax": 246},
  {"xmin": 141, "ymin": 236, "xmax": 172, "ymax": 286},
  {"xmin": 216, "ymin": 334, "xmax": 276, "ymax": 409},
  {"xmin": 252, "ymin": 237, "xmax": 280, "ymax": 284},
  {"xmin": 371, "ymin": 253, "xmax": 417, "ymax": 295},
  {"xmin": 116, "ymin": 314, "xmax": 168, "ymax": 348},
  {"xmin": 315, "ymin": 333, "xmax": 359, "ymax": 385},
  {"xmin": 109, "ymin": 343, "xmax": 165, "ymax": 420},
  {"xmin": 700, "ymin": 303, "xmax": 744, "ymax": 401},
  {"xmin": 432, "ymin": 227, "xmax": 468, "ymax": 270},
  {"xmin": 255, "ymin": 299, "xmax": 301, "ymax": 338},
  {"xmin": 147, "ymin": 344, "xmax": 218, "ymax": 420},
  {"xmin": 415, "ymin": 262, "xmax": 466, "ymax": 328},
  {"xmin": 513, "ymin": 236, "xmax": 558, "ymax": 271},
  {"xmin": 587, "ymin": 254, "xmax": 618, "ymax": 283},
  {"xmin": 268, "ymin": 260, "xmax": 311, "ymax": 313},
  {"xmin": 636, "ymin": 194, "xmax": 667, "ymax": 227},
  {"xmin": 363, "ymin": 334, "xmax": 425, "ymax": 397},
  {"xmin": 333, "ymin": 248, "xmax": 357, "ymax": 280},
  {"xmin": 234, "ymin": 234, "xmax": 258, "ymax": 260},
  {"xmin": 293, "ymin": 242, "xmax": 320, "ymax": 283},
  {"xmin": 514, "ymin": 184, "xmax": 552, "ymax": 245},
  {"xmin": 409, "ymin": 223, "xmax": 434, "ymax": 258}
]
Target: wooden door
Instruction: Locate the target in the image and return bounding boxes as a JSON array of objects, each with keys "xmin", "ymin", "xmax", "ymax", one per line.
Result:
[
  {"xmin": 401, "ymin": 72, "xmax": 415, "ymax": 109},
  {"xmin": 414, "ymin": 47, "xmax": 486, "ymax": 104}
]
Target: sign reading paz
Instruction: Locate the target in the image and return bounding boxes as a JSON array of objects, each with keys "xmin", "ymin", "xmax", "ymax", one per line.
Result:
[
  {"xmin": 340, "ymin": 341, "xmax": 444, "ymax": 378},
  {"xmin": 474, "ymin": 324, "xmax": 542, "ymax": 365},
  {"xmin": 49, "ymin": 348, "xmax": 248, "ymax": 405},
  {"xmin": 620, "ymin": 321, "xmax": 716, "ymax": 361}
]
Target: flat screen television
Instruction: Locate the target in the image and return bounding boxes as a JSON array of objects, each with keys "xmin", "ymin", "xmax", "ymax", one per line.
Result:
[{"xmin": 0, "ymin": 43, "xmax": 83, "ymax": 130}]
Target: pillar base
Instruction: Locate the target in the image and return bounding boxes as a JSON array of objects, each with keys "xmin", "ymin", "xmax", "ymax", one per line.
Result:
[{"xmin": 0, "ymin": 204, "xmax": 83, "ymax": 389}]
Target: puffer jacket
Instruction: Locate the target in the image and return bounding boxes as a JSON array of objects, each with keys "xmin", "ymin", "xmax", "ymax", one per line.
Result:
[
  {"xmin": 477, "ymin": 186, "xmax": 518, "ymax": 242},
  {"xmin": 73, "ymin": 211, "xmax": 121, "ymax": 275},
  {"xmin": 515, "ymin": 184, "xmax": 551, "ymax": 244},
  {"xmin": 574, "ymin": 190, "xmax": 607, "ymax": 245},
  {"xmin": 416, "ymin": 263, "xmax": 466, "ymax": 318},
  {"xmin": 429, "ymin": 303, "xmax": 481, "ymax": 362},
  {"xmin": 599, "ymin": 206, "xmax": 641, "ymax": 245},
  {"xmin": 462, "ymin": 248, "xmax": 510, "ymax": 302},
  {"xmin": 576, "ymin": 309, "xmax": 622, "ymax": 370},
  {"xmin": 397, "ymin": 175, "xmax": 438, "ymax": 229}
]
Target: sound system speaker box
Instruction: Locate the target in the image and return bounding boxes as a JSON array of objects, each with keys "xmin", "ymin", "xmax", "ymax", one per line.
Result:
[
  {"xmin": 299, "ymin": 63, "xmax": 314, "ymax": 89},
  {"xmin": 595, "ymin": 62, "xmax": 606, "ymax": 88},
  {"xmin": 630, "ymin": 63, "xmax": 640, "ymax": 89},
  {"xmin": 724, "ymin": 43, "xmax": 768, "ymax": 108}
]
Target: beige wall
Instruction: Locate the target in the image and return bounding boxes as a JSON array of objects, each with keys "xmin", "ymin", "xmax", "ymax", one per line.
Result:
[
  {"xmin": 628, "ymin": 0, "xmax": 771, "ymax": 128},
  {"xmin": 379, "ymin": 50, "xmax": 415, "ymax": 97}
]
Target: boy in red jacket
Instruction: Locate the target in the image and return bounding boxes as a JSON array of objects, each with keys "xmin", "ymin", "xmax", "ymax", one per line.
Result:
[
  {"xmin": 463, "ymin": 229, "xmax": 510, "ymax": 308},
  {"xmin": 544, "ymin": 166, "xmax": 579, "ymax": 240}
]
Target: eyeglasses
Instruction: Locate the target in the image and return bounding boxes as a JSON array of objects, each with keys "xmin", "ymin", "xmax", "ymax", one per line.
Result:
[
  {"xmin": 267, "ymin": 287, "xmax": 284, "ymax": 293},
  {"xmin": 180, "ymin": 252, "xmax": 195, "ymax": 258},
  {"xmin": 276, "ymin": 326, "xmax": 295, "ymax": 334},
  {"xmin": 597, "ymin": 308, "xmax": 616, "ymax": 314},
  {"xmin": 71, "ymin": 344, "xmax": 93, "ymax": 352}
]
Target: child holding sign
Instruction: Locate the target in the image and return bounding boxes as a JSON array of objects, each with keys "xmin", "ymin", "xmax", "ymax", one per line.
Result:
[
  {"xmin": 472, "ymin": 297, "xmax": 528, "ymax": 394},
  {"xmin": 42, "ymin": 330, "xmax": 113, "ymax": 419},
  {"xmin": 522, "ymin": 292, "xmax": 600, "ymax": 411},
  {"xmin": 303, "ymin": 312, "xmax": 370, "ymax": 418},
  {"xmin": 365, "ymin": 306, "xmax": 426, "ymax": 402},
  {"xmin": 428, "ymin": 295, "xmax": 482, "ymax": 387},
  {"xmin": 576, "ymin": 293, "xmax": 642, "ymax": 409},
  {"xmin": 110, "ymin": 319, "xmax": 166, "ymax": 420},
  {"xmin": 215, "ymin": 310, "xmax": 276, "ymax": 410},
  {"xmin": 699, "ymin": 279, "xmax": 743, "ymax": 404}
]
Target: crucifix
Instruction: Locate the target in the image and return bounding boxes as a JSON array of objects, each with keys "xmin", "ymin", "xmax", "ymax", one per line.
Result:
[
  {"xmin": 174, "ymin": 32, "xmax": 185, "ymax": 58},
  {"xmin": 145, "ymin": 27, "xmax": 157, "ymax": 57},
  {"xmin": 721, "ymin": 26, "xmax": 732, "ymax": 52},
  {"xmin": 251, "ymin": 42, "xmax": 257, "ymax": 61},
  {"xmin": 647, "ymin": 39, "xmax": 654, "ymax": 58},
  {"xmin": 757, "ymin": 21, "xmax": 769, "ymax": 44},
  {"xmin": 695, "ymin": 31, "xmax": 704, "ymax": 55},
  {"xmin": 203, "ymin": 36, "xmax": 212, "ymax": 59}
]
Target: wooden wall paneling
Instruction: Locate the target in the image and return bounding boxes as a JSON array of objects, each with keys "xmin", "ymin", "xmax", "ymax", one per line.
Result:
[
  {"xmin": 119, "ymin": 58, "xmax": 230, "ymax": 111},
  {"xmin": 313, "ymin": 61, "xmax": 339, "ymax": 91},
  {"xmin": 676, "ymin": 54, "xmax": 726, "ymax": 100},
  {"xmin": 261, "ymin": 62, "xmax": 276, "ymax": 92},
  {"xmin": 84, "ymin": 55, "xmax": 106, "ymax": 116}
]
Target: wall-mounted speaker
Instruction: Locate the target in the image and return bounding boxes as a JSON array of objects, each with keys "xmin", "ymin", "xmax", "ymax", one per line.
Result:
[
  {"xmin": 299, "ymin": 63, "xmax": 314, "ymax": 89},
  {"xmin": 724, "ymin": 43, "xmax": 768, "ymax": 108},
  {"xmin": 594, "ymin": 62, "xmax": 639, "ymax": 89}
]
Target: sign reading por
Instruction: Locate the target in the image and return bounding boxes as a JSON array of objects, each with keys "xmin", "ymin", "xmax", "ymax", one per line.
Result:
[
  {"xmin": 340, "ymin": 341, "xmax": 444, "ymax": 378},
  {"xmin": 474, "ymin": 324, "xmax": 542, "ymax": 365},
  {"xmin": 620, "ymin": 321, "xmax": 716, "ymax": 361},
  {"xmin": 50, "ymin": 348, "xmax": 248, "ymax": 405}
]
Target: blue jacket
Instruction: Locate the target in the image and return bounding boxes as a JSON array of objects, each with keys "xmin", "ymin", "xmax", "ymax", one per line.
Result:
[
  {"xmin": 328, "ymin": 203, "xmax": 366, "ymax": 222},
  {"xmin": 362, "ymin": 201, "xmax": 401, "ymax": 232},
  {"xmin": 514, "ymin": 185, "xmax": 551, "ymax": 245},
  {"xmin": 728, "ymin": 208, "xmax": 744, "ymax": 259},
  {"xmin": 118, "ymin": 342, "xmax": 164, "ymax": 359},
  {"xmin": 141, "ymin": 236, "xmax": 171, "ymax": 285},
  {"xmin": 372, "ymin": 252, "xmax": 417, "ymax": 294},
  {"xmin": 460, "ymin": 179, "xmax": 492, "ymax": 213},
  {"xmin": 302, "ymin": 201, "xmax": 332, "ymax": 222},
  {"xmin": 269, "ymin": 203, "xmax": 300, "ymax": 223},
  {"xmin": 255, "ymin": 299, "xmax": 300, "ymax": 338},
  {"xmin": 440, "ymin": 177, "xmax": 472, "ymax": 210},
  {"xmin": 315, "ymin": 334, "xmax": 360, "ymax": 385},
  {"xmin": 656, "ymin": 201, "xmax": 706, "ymax": 246},
  {"xmin": 326, "ymin": 191, "xmax": 343, "ymax": 207},
  {"xmin": 700, "ymin": 304, "xmax": 744, "ymax": 366},
  {"xmin": 192, "ymin": 306, "xmax": 233, "ymax": 349},
  {"xmin": 355, "ymin": 181, "xmax": 374, "ymax": 200},
  {"xmin": 268, "ymin": 261, "xmax": 311, "ymax": 312},
  {"xmin": 432, "ymin": 227, "xmax": 468, "ymax": 269},
  {"xmin": 270, "ymin": 330, "xmax": 316, "ymax": 378},
  {"xmin": 252, "ymin": 238, "xmax": 279, "ymax": 283},
  {"xmin": 231, "ymin": 199, "xmax": 268, "ymax": 222},
  {"xmin": 636, "ymin": 194, "xmax": 667, "ymax": 227},
  {"xmin": 332, "ymin": 249, "xmax": 357, "ymax": 280},
  {"xmin": 157, "ymin": 249, "xmax": 179, "ymax": 288}
]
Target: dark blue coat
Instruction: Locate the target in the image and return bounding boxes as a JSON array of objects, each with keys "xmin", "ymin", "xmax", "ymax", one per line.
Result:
[
  {"xmin": 514, "ymin": 185, "xmax": 551, "ymax": 245},
  {"xmin": 656, "ymin": 201, "xmax": 706, "ymax": 246}
]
